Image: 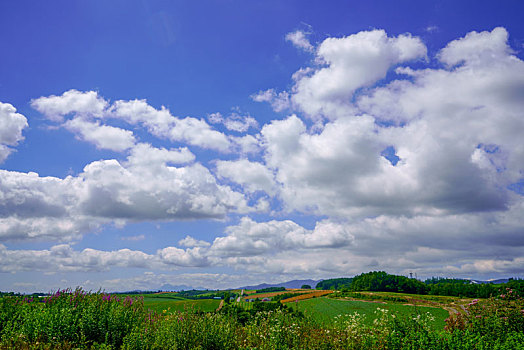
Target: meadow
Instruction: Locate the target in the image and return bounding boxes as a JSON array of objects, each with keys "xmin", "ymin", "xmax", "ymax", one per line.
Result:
[
  {"xmin": 292, "ymin": 297, "xmax": 450, "ymax": 330},
  {"xmin": 1, "ymin": 286, "xmax": 523, "ymax": 349},
  {"xmin": 135, "ymin": 293, "xmax": 220, "ymax": 314}
]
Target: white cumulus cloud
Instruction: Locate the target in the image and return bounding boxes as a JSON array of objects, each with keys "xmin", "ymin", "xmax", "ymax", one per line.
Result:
[
  {"xmin": 0, "ymin": 102, "xmax": 28, "ymax": 163},
  {"xmin": 215, "ymin": 159, "xmax": 275, "ymax": 195},
  {"xmin": 31, "ymin": 89, "xmax": 108, "ymax": 122},
  {"xmin": 111, "ymin": 99, "xmax": 232, "ymax": 152},
  {"xmin": 291, "ymin": 29, "xmax": 427, "ymax": 119},
  {"xmin": 63, "ymin": 117, "xmax": 136, "ymax": 151}
]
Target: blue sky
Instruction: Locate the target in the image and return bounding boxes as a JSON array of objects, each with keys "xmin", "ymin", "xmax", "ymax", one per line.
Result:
[{"xmin": 1, "ymin": 0, "xmax": 524, "ymax": 292}]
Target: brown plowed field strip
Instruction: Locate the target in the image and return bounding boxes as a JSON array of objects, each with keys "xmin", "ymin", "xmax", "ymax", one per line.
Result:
[
  {"xmin": 281, "ymin": 290, "xmax": 334, "ymax": 303},
  {"xmin": 242, "ymin": 290, "xmax": 305, "ymax": 300}
]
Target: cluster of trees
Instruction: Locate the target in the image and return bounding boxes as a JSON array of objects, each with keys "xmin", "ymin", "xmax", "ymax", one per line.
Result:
[
  {"xmin": 316, "ymin": 278, "xmax": 353, "ymax": 290},
  {"xmin": 317, "ymin": 272, "xmax": 524, "ymax": 298},
  {"xmin": 348, "ymin": 271, "xmax": 428, "ymax": 294}
]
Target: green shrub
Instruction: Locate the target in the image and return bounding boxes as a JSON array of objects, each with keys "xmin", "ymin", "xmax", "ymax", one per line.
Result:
[{"xmin": 0, "ymin": 288, "xmax": 145, "ymax": 349}]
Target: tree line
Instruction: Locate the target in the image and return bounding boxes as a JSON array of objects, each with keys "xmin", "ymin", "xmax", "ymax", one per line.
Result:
[{"xmin": 317, "ymin": 271, "xmax": 524, "ymax": 298}]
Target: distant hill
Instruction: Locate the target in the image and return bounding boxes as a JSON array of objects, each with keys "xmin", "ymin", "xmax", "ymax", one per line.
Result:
[
  {"xmin": 159, "ymin": 284, "xmax": 201, "ymax": 291},
  {"xmin": 237, "ymin": 279, "xmax": 321, "ymax": 290},
  {"xmin": 468, "ymin": 278, "xmax": 511, "ymax": 284}
]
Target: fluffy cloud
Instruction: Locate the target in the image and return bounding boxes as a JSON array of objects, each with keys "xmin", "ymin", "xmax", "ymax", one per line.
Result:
[
  {"xmin": 178, "ymin": 235, "xmax": 211, "ymax": 248},
  {"xmin": 211, "ymin": 201, "xmax": 524, "ymax": 278},
  {"xmin": 157, "ymin": 246, "xmax": 209, "ymax": 267},
  {"xmin": 0, "ymin": 168, "xmax": 106, "ymax": 241},
  {"xmin": 64, "ymin": 117, "xmax": 136, "ymax": 151},
  {"xmin": 262, "ymin": 114, "xmax": 389, "ymax": 216},
  {"xmin": 0, "ymin": 244, "xmax": 159, "ymax": 273},
  {"xmin": 78, "ymin": 156, "xmax": 249, "ymax": 221},
  {"xmin": 210, "ymin": 217, "xmax": 354, "ymax": 257},
  {"xmin": 1, "ymin": 199, "xmax": 524, "ymax": 279},
  {"xmin": 31, "ymin": 91, "xmax": 234, "ymax": 152},
  {"xmin": 0, "ymin": 243, "xmax": 211, "ymax": 274},
  {"xmin": 230, "ymin": 134, "xmax": 261, "ymax": 154},
  {"xmin": 0, "ymin": 216, "xmax": 104, "ymax": 242},
  {"xmin": 215, "ymin": 159, "xmax": 275, "ymax": 195},
  {"xmin": 438, "ymin": 27, "xmax": 512, "ymax": 68},
  {"xmin": 31, "ymin": 89, "xmax": 108, "ymax": 122},
  {"xmin": 258, "ymin": 27, "xmax": 524, "ymax": 219},
  {"xmin": 0, "ymin": 102, "xmax": 28, "ymax": 163},
  {"xmin": 0, "ymin": 144, "xmax": 249, "ymax": 241},
  {"xmin": 0, "ymin": 170, "xmax": 78, "ymax": 219},
  {"xmin": 125, "ymin": 143, "xmax": 195, "ymax": 167},
  {"xmin": 111, "ymin": 99, "xmax": 232, "ymax": 151},
  {"xmin": 291, "ymin": 29, "xmax": 427, "ymax": 119}
]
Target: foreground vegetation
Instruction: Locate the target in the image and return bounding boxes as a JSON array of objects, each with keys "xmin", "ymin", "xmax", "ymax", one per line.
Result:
[{"xmin": 1, "ymin": 286, "xmax": 523, "ymax": 349}]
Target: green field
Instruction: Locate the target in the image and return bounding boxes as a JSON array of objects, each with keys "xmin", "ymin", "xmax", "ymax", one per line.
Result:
[
  {"xmin": 127, "ymin": 293, "xmax": 221, "ymax": 313},
  {"xmin": 330, "ymin": 290, "xmax": 465, "ymax": 305},
  {"xmin": 291, "ymin": 297, "xmax": 450, "ymax": 330},
  {"xmin": 146, "ymin": 299, "xmax": 221, "ymax": 313}
]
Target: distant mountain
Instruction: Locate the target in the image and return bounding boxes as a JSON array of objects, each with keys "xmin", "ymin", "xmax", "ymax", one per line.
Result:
[
  {"xmin": 160, "ymin": 284, "xmax": 199, "ymax": 291},
  {"xmin": 237, "ymin": 279, "xmax": 322, "ymax": 290},
  {"xmin": 468, "ymin": 278, "xmax": 512, "ymax": 284}
]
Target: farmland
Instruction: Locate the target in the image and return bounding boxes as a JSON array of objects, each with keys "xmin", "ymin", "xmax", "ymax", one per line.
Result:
[
  {"xmin": 291, "ymin": 296, "xmax": 450, "ymax": 330},
  {"xmin": 1, "ymin": 286, "xmax": 524, "ymax": 349},
  {"xmin": 142, "ymin": 295, "xmax": 220, "ymax": 313},
  {"xmin": 242, "ymin": 289, "xmax": 305, "ymax": 300},
  {"xmin": 281, "ymin": 290, "xmax": 333, "ymax": 302}
]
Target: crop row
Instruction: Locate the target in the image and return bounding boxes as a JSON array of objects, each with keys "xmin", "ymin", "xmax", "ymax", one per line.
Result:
[
  {"xmin": 281, "ymin": 290, "xmax": 334, "ymax": 302},
  {"xmin": 242, "ymin": 290, "xmax": 305, "ymax": 300}
]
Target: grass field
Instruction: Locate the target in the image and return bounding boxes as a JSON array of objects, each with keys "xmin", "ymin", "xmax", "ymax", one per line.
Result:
[
  {"xmin": 143, "ymin": 297, "xmax": 221, "ymax": 313},
  {"xmin": 331, "ymin": 290, "xmax": 466, "ymax": 305},
  {"xmin": 291, "ymin": 297, "xmax": 450, "ymax": 330},
  {"xmin": 126, "ymin": 293, "xmax": 221, "ymax": 313}
]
